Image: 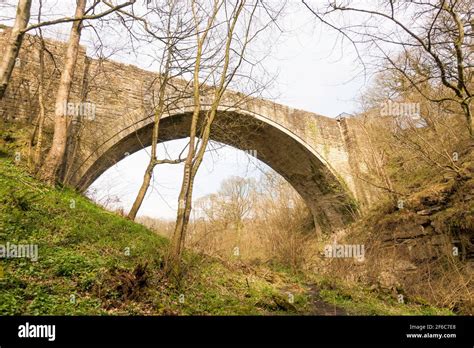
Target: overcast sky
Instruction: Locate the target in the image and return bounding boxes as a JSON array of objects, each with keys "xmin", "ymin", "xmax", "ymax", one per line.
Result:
[{"xmin": 1, "ymin": 1, "xmax": 369, "ymax": 220}]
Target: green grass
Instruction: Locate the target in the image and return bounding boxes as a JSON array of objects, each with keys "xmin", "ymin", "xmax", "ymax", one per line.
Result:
[
  {"xmin": 0, "ymin": 156, "xmax": 455, "ymax": 315},
  {"xmin": 313, "ymin": 277, "xmax": 454, "ymax": 315},
  {"xmin": 0, "ymin": 157, "xmax": 312, "ymax": 315}
]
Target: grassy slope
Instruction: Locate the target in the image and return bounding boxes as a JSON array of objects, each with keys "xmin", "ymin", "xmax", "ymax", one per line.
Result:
[
  {"xmin": 0, "ymin": 157, "xmax": 313, "ymax": 315},
  {"xmin": 0, "ymin": 154, "xmax": 453, "ymax": 315}
]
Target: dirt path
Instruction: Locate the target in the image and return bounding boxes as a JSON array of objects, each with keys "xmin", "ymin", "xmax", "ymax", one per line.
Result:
[{"xmin": 306, "ymin": 284, "xmax": 348, "ymax": 315}]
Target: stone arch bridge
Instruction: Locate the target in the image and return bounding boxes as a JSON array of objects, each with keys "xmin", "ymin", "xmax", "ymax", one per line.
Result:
[{"xmin": 0, "ymin": 28, "xmax": 377, "ymax": 232}]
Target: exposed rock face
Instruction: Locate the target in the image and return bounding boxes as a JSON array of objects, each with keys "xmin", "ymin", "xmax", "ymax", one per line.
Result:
[
  {"xmin": 319, "ymin": 155, "xmax": 473, "ymax": 313},
  {"xmin": 366, "ymin": 167, "xmax": 472, "ymax": 312}
]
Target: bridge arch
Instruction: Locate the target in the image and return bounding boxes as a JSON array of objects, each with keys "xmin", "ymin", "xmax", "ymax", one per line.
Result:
[
  {"xmin": 0, "ymin": 29, "xmax": 374, "ymax": 232},
  {"xmin": 70, "ymin": 106, "xmax": 357, "ymax": 232}
]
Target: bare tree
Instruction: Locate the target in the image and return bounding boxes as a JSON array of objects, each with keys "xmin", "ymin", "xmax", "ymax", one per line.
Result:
[
  {"xmin": 166, "ymin": 0, "xmax": 280, "ymax": 274},
  {"xmin": 0, "ymin": 0, "xmax": 32, "ymax": 99},
  {"xmin": 166, "ymin": 0, "xmax": 224, "ymax": 274},
  {"xmin": 0, "ymin": 0, "xmax": 136, "ymax": 100},
  {"xmin": 28, "ymin": 3, "xmax": 47, "ymax": 170},
  {"xmin": 219, "ymin": 176, "xmax": 255, "ymax": 234},
  {"xmin": 34, "ymin": 0, "xmax": 136, "ymax": 184},
  {"xmin": 127, "ymin": 0, "xmax": 193, "ymax": 220},
  {"xmin": 37, "ymin": 0, "xmax": 88, "ymax": 184},
  {"xmin": 303, "ymin": 0, "xmax": 473, "ymax": 137},
  {"xmin": 188, "ymin": 173, "xmax": 313, "ymax": 269}
]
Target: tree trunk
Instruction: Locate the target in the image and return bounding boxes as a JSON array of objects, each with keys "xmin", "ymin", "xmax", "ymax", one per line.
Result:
[
  {"xmin": 167, "ymin": 157, "xmax": 194, "ymax": 272},
  {"xmin": 0, "ymin": 0, "xmax": 32, "ymax": 99},
  {"xmin": 38, "ymin": 0, "xmax": 87, "ymax": 184},
  {"xmin": 166, "ymin": 0, "xmax": 245, "ymax": 276},
  {"xmin": 166, "ymin": 11, "xmax": 206, "ymax": 273},
  {"xmin": 33, "ymin": 33, "xmax": 47, "ymax": 169},
  {"xmin": 127, "ymin": 37, "xmax": 173, "ymax": 220},
  {"xmin": 462, "ymin": 102, "xmax": 473, "ymax": 139},
  {"xmin": 128, "ymin": 162, "xmax": 154, "ymax": 220}
]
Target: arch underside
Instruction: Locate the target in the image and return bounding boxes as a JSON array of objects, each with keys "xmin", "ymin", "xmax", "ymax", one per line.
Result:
[{"xmin": 76, "ymin": 111, "xmax": 356, "ymax": 232}]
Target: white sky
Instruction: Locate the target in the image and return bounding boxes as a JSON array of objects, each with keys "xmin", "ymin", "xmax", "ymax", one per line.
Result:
[{"xmin": 1, "ymin": 1, "xmax": 369, "ymax": 220}]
